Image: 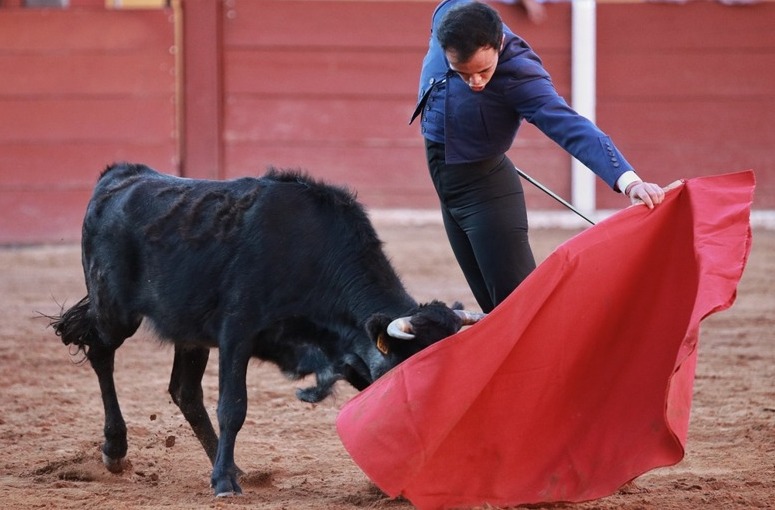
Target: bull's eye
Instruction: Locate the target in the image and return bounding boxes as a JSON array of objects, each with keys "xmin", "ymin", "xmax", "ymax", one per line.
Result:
[{"xmin": 376, "ymin": 333, "xmax": 389, "ymax": 355}]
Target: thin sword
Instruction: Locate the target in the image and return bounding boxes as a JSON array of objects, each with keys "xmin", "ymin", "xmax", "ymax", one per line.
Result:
[{"xmin": 515, "ymin": 166, "xmax": 596, "ymax": 226}]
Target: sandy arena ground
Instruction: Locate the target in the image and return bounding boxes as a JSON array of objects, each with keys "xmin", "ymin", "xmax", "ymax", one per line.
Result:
[{"xmin": 0, "ymin": 222, "xmax": 772, "ymax": 509}]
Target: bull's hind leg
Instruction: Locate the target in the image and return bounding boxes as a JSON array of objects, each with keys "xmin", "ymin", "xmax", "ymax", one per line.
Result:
[
  {"xmin": 52, "ymin": 296, "xmax": 137, "ymax": 473},
  {"xmin": 169, "ymin": 345, "xmax": 219, "ymax": 465},
  {"xmin": 87, "ymin": 342, "xmax": 129, "ymax": 472}
]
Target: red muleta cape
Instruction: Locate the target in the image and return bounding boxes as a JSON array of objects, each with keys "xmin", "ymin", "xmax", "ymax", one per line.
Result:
[{"xmin": 336, "ymin": 171, "xmax": 754, "ymax": 510}]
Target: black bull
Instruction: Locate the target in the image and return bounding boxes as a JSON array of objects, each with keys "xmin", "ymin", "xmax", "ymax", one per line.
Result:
[{"xmin": 50, "ymin": 163, "xmax": 484, "ymax": 496}]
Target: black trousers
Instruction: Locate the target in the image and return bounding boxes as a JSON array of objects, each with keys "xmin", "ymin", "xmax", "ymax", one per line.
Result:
[{"xmin": 425, "ymin": 139, "xmax": 536, "ymax": 313}]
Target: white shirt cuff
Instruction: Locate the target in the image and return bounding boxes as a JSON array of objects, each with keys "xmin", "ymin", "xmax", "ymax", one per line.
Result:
[{"xmin": 616, "ymin": 171, "xmax": 641, "ymax": 194}]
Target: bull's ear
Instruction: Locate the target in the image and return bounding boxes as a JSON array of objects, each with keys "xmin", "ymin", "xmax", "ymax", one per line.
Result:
[{"xmin": 365, "ymin": 313, "xmax": 392, "ymax": 355}]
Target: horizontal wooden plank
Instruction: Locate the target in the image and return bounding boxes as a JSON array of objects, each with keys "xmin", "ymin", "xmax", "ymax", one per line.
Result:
[
  {"xmin": 598, "ymin": 2, "xmax": 775, "ymax": 52},
  {"xmin": 225, "ymin": 48, "xmax": 424, "ymax": 97},
  {"xmin": 0, "ymin": 142, "xmax": 178, "ymax": 187},
  {"xmin": 0, "ymin": 9, "xmax": 174, "ymax": 53},
  {"xmin": 597, "ymin": 99, "xmax": 775, "ymax": 147},
  {"xmin": 224, "ymin": 0, "xmax": 436, "ymax": 49},
  {"xmin": 224, "ymin": 96, "xmax": 420, "ymax": 142},
  {"xmin": 0, "ymin": 97, "xmax": 176, "ymax": 143},
  {"xmin": 0, "ymin": 189, "xmax": 91, "ymax": 245},
  {"xmin": 609, "ymin": 143, "xmax": 771, "ymax": 181},
  {"xmin": 223, "ymin": 96, "xmax": 570, "ymax": 145},
  {"xmin": 223, "ymin": 139, "xmax": 570, "ymax": 209},
  {"xmin": 225, "ymin": 1, "xmax": 571, "ymax": 51},
  {"xmin": 595, "ymin": 157, "xmax": 774, "ymax": 209},
  {"xmin": 225, "ymin": 146, "xmax": 440, "ymax": 209},
  {"xmin": 593, "ymin": 139, "xmax": 775, "ymax": 209},
  {"xmin": 598, "ymin": 52, "xmax": 775, "ymax": 98},
  {"xmin": 225, "ymin": 48, "xmax": 570, "ymax": 98},
  {"xmin": 594, "ymin": 159, "xmax": 774, "ymax": 211},
  {"xmin": 0, "ymin": 52, "xmax": 175, "ymax": 97}
]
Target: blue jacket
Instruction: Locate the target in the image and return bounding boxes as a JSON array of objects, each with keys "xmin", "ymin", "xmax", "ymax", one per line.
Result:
[{"xmin": 411, "ymin": 0, "xmax": 633, "ymax": 190}]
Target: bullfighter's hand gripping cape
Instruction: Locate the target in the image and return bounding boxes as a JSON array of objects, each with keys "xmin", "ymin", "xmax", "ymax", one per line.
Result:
[{"xmin": 336, "ymin": 171, "xmax": 754, "ymax": 510}]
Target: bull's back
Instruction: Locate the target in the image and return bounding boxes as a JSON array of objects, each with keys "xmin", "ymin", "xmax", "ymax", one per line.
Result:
[
  {"xmin": 86, "ymin": 163, "xmax": 249, "ymax": 241},
  {"xmin": 81, "ymin": 164, "xmax": 266, "ymax": 339},
  {"xmin": 79, "ymin": 162, "xmax": 391, "ymax": 342},
  {"xmin": 85, "ymin": 162, "xmax": 363, "ymax": 246}
]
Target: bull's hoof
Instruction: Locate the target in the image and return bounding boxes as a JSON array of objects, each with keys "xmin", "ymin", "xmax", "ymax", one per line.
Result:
[
  {"xmin": 296, "ymin": 386, "xmax": 328, "ymax": 403},
  {"xmin": 212, "ymin": 477, "xmax": 242, "ymax": 497},
  {"xmin": 102, "ymin": 452, "xmax": 126, "ymax": 473}
]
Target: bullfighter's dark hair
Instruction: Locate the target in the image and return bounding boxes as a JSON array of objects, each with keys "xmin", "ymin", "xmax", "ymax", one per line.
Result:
[{"xmin": 436, "ymin": 1, "xmax": 503, "ymax": 63}]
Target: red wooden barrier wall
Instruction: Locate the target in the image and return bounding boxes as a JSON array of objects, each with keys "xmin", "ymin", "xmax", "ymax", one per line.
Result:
[
  {"xmin": 0, "ymin": 0, "xmax": 773, "ymax": 244},
  {"xmin": 594, "ymin": 1, "xmax": 775, "ymax": 209},
  {"xmin": 218, "ymin": 0, "xmax": 572, "ymax": 209},
  {"xmin": 215, "ymin": 0, "xmax": 775, "ymax": 212},
  {"xmin": 0, "ymin": 6, "xmax": 176, "ymax": 244}
]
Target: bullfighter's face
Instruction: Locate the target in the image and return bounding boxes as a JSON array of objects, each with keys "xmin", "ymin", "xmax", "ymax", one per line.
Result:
[{"xmin": 445, "ymin": 36, "xmax": 503, "ymax": 92}]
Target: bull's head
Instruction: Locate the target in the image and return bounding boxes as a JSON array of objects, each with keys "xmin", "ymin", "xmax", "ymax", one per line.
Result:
[
  {"xmin": 386, "ymin": 309, "xmax": 485, "ymax": 341},
  {"xmin": 335, "ymin": 301, "xmax": 485, "ymax": 395},
  {"xmin": 365, "ymin": 300, "xmax": 485, "ymax": 359}
]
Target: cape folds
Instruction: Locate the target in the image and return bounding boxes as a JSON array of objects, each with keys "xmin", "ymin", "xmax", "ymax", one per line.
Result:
[{"xmin": 336, "ymin": 171, "xmax": 755, "ymax": 509}]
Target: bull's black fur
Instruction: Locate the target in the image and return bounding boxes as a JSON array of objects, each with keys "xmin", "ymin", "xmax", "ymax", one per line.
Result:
[{"xmin": 50, "ymin": 162, "xmax": 468, "ymax": 497}]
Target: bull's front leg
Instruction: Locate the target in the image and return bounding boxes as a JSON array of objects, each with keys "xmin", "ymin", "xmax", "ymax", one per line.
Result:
[
  {"xmin": 88, "ymin": 344, "xmax": 128, "ymax": 473},
  {"xmin": 168, "ymin": 344, "xmax": 219, "ymax": 464},
  {"xmin": 210, "ymin": 339, "xmax": 252, "ymax": 496}
]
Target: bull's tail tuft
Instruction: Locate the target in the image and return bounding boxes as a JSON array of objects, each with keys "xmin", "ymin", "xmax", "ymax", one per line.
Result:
[{"xmin": 48, "ymin": 296, "xmax": 99, "ymax": 356}]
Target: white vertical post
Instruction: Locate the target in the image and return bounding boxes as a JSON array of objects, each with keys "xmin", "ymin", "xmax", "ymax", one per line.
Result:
[{"xmin": 571, "ymin": 0, "xmax": 597, "ymax": 215}]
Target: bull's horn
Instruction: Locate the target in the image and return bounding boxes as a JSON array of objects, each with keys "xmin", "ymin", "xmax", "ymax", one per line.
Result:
[
  {"xmin": 455, "ymin": 310, "xmax": 487, "ymax": 325},
  {"xmin": 387, "ymin": 317, "xmax": 415, "ymax": 340}
]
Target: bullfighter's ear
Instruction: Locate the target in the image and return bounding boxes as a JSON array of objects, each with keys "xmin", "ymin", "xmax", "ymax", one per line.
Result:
[{"xmin": 365, "ymin": 313, "xmax": 392, "ymax": 354}]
